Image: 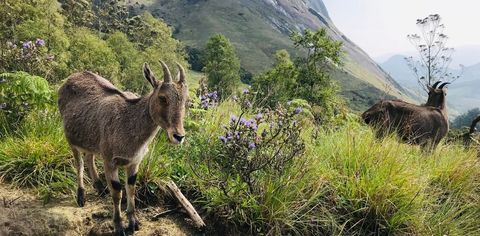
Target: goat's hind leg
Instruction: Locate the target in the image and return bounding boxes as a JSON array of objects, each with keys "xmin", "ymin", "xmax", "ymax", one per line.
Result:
[
  {"xmin": 86, "ymin": 154, "xmax": 109, "ymax": 197},
  {"xmin": 72, "ymin": 147, "xmax": 85, "ymax": 207},
  {"xmin": 125, "ymin": 164, "xmax": 140, "ymax": 232}
]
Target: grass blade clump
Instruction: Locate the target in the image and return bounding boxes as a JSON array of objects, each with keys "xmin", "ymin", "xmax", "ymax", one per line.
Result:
[{"xmin": 0, "ymin": 109, "xmax": 75, "ymax": 202}]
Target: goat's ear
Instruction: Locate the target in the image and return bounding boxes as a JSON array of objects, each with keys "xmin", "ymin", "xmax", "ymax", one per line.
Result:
[{"xmin": 143, "ymin": 63, "xmax": 159, "ymax": 88}]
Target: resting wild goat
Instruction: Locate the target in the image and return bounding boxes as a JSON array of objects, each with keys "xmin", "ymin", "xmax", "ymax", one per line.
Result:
[
  {"xmin": 58, "ymin": 61, "xmax": 188, "ymax": 235},
  {"xmin": 362, "ymin": 81, "xmax": 450, "ymax": 149}
]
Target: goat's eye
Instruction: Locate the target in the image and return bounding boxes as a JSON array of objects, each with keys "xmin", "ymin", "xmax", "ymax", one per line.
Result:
[{"xmin": 159, "ymin": 96, "xmax": 167, "ymax": 104}]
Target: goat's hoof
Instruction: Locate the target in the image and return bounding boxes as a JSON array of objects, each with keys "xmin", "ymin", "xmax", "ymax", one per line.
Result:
[
  {"xmin": 76, "ymin": 187, "xmax": 85, "ymax": 207},
  {"xmin": 127, "ymin": 214, "xmax": 140, "ymax": 232},
  {"xmin": 114, "ymin": 227, "xmax": 126, "ymax": 236},
  {"xmin": 93, "ymin": 180, "xmax": 109, "ymax": 197},
  {"xmin": 126, "ymin": 221, "xmax": 140, "ymax": 232}
]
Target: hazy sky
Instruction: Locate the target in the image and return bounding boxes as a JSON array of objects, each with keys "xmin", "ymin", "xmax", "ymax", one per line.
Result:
[{"xmin": 322, "ymin": 0, "xmax": 480, "ymax": 61}]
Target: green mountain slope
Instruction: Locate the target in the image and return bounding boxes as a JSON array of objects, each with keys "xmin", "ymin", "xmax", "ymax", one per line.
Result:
[{"xmin": 133, "ymin": 0, "xmax": 413, "ymax": 110}]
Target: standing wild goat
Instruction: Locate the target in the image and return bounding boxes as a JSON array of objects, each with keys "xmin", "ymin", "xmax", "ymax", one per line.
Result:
[
  {"xmin": 58, "ymin": 61, "xmax": 188, "ymax": 235},
  {"xmin": 362, "ymin": 81, "xmax": 450, "ymax": 149}
]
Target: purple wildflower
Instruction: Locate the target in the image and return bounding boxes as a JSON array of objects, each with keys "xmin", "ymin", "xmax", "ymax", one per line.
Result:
[
  {"xmin": 240, "ymin": 117, "xmax": 247, "ymax": 125},
  {"xmin": 245, "ymin": 119, "xmax": 252, "ymax": 128},
  {"xmin": 22, "ymin": 41, "xmax": 33, "ymax": 49},
  {"xmin": 226, "ymin": 132, "xmax": 234, "ymax": 140},
  {"xmin": 248, "ymin": 142, "xmax": 256, "ymax": 149},
  {"xmin": 211, "ymin": 91, "xmax": 218, "ymax": 100},
  {"xmin": 201, "ymin": 100, "xmax": 209, "ymax": 109},
  {"xmin": 243, "ymin": 88, "xmax": 249, "ymax": 94},
  {"xmin": 294, "ymin": 107, "xmax": 302, "ymax": 114},
  {"xmin": 255, "ymin": 113, "xmax": 263, "ymax": 120},
  {"xmin": 234, "ymin": 131, "xmax": 241, "ymax": 140},
  {"xmin": 230, "ymin": 115, "xmax": 238, "ymax": 123},
  {"xmin": 0, "ymin": 103, "xmax": 6, "ymax": 109},
  {"xmin": 219, "ymin": 136, "xmax": 227, "ymax": 143},
  {"xmin": 35, "ymin": 38, "xmax": 45, "ymax": 46}
]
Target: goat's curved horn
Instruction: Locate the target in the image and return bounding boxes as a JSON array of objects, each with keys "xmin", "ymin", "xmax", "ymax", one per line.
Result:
[
  {"xmin": 159, "ymin": 60, "xmax": 172, "ymax": 83},
  {"xmin": 439, "ymin": 82, "xmax": 451, "ymax": 89},
  {"xmin": 175, "ymin": 62, "xmax": 186, "ymax": 83},
  {"xmin": 432, "ymin": 81, "xmax": 442, "ymax": 89}
]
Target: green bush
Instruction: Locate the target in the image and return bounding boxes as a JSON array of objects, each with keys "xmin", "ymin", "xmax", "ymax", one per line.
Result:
[{"xmin": 0, "ymin": 72, "xmax": 53, "ymax": 131}]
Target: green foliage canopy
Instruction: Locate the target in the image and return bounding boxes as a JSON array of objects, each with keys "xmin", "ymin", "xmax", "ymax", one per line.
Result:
[{"xmin": 204, "ymin": 34, "xmax": 241, "ymax": 98}]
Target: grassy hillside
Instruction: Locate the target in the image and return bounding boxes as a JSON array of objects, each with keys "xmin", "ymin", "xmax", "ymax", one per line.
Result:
[{"xmin": 131, "ymin": 0, "xmax": 414, "ymax": 110}]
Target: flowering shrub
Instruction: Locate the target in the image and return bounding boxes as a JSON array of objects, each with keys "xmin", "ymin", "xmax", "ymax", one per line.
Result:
[
  {"xmin": 214, "ymin": 104, "xmax": 305, "ymax": 194},
  {"xmin": 200, "ymin": 91, "xmax": 219, "ymax": 110},
  {"xmin": 189, "ymin": 89, "xmax": 305, "ymax": 208},
  {"xmin": 0, "ymin": 39, "xmax": 55, "ymax": 78}
]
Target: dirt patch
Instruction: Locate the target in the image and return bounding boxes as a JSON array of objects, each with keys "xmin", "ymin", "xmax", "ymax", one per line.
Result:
[{"xmin": 0, "ymin": 183, "xmax": 200, "ymax": 236}]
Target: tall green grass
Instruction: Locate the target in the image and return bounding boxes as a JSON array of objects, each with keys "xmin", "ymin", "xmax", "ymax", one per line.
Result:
[{"xmin": 0, "ymin": 109, "xmax": 75, "ymax": 202}]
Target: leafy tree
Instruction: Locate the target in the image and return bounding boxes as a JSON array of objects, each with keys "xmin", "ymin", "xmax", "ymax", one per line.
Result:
[
  {"xmin": 405, "ymin": 14, "xmax": 461, "ymax": 91},
  {"xmin": 67, "ymin": 28, "xmax": 120, "ymax": 85},
  {"xmin": 253, "ymin": 50, "xmax": 297, "ymax": 107},
  {"xmin": 290, "ymin": 28, "xmax": 343, "ymax": 122},
  {"xmin": 186, "ymin": 46, "xmax": 205, "ymax": 71},
  {"xmin": 452, "ymin": 108, "xmax": 480, "ymax": 129},
  {"xmin": 59, "ymin": 0, "xmax": 95, "ymax": 28},
  {"xmin": 239, "ymin": 67, "xmax": 253, "ymax": 84},
  {"xmin": 106, "ymin": 32, "xmax": 146, "ymax": 94},
  {"xmin": 204, "ymin": 34, "xmax": 241, "ymax": 98},
  {"xmin": 91, "ymin": 0, "xmax": 129, "ymax": 34}
]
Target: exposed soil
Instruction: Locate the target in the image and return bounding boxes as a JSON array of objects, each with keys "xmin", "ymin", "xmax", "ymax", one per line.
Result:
[{"xmin": 0, "ymin": 183, "xmax": 201, "ymax": 236}]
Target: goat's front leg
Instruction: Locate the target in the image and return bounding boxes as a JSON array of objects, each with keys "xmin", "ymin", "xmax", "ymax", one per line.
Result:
[
  {"xmin": 104, "ymin": 160, "xmax": 125, "ymax": 236},
  {"xmin": 126, "ymin": 164, "xmax": 140, "ymax": 232}
]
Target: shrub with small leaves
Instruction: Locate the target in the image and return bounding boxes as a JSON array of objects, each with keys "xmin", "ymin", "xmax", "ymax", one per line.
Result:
[{"xmin": 0, "ymin": 72, "xmax": 53, "ymax": 131}]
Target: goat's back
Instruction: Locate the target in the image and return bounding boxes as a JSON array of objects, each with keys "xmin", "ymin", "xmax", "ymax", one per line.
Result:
[{"xmin": 58, "ymin": 72, "xmax": 138, "ymax": 152}]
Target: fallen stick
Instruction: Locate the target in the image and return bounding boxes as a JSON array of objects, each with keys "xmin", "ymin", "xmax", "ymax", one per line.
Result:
[
  {"xmin": 166, "ymin": 180, "xmax": 206, "ymax": 228},
  {"xmin": 152, "ymin": 207, "xmax": 180, "ymax": 220}
]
